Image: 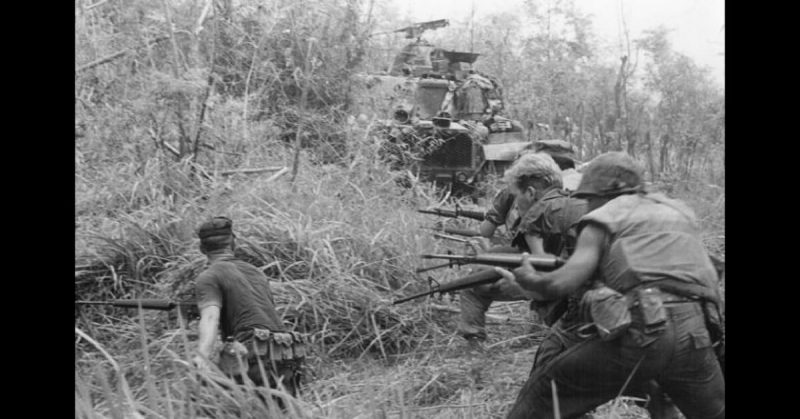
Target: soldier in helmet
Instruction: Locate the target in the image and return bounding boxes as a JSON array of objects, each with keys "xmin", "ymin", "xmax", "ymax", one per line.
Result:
[
  {"xmin": 495, "ymin": 152, "xmax": 725, "ymax": 419},
  {"xmin": 192, "ymin": 217, "xmax": 306, "ymax": 403}
]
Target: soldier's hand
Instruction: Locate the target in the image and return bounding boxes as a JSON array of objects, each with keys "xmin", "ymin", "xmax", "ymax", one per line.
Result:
[
  {"xmin": 494, "ymin": 267, "xmax": 515, "ymax": 282},
  {"xmin": 492, "ymin": 275, "xmax": 524, "ymax": 295},
  {"xmin": 192, "ymin": 354, "xmax": 212, "ymax": 372},
  {"xmin": 513, "ymin": 253, "xmax": 538, "ymax": 280}
]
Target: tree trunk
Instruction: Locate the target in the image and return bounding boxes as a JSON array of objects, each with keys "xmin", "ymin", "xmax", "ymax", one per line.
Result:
[
  {"xmin": 577, "ymin": 102, "xmax": 585, "ymax": 159},
  {"xmin": 614, "ymin": 56, "xmax": 628, "ymax": 153},
  {"xmin": 659, "ymin": 133, "xmax": 671, "ymax": 176},
  {"xmin": 645, "ymin": 130, "xmax": 657, "ymax": 182}
]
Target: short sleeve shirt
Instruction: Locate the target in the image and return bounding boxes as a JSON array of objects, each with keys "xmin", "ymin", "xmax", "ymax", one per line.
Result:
[
  {"xmin": 517, "ymin": 188, "xmax": 588, "ymax": 257},
  {"xmin": 484, "ymin": 187, "xmax": 516, "ymax": 227},
  {"xmin": 195, "ymin": 255, "xmax": 286, "ymax": 342}
]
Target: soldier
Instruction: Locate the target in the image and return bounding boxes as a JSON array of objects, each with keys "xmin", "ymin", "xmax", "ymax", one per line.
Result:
[
  {"xmin": 458, "ymin": 153, "xmax": 587, "ymax": 345},
  {"xmin": 478, "ymin": 140, "xmax": 581, "ymax": 240},
  {"xmin": 192, "ymin": 217, "xmax": 305, "ymax": 402},
  {"xmin": 496, "ymin": 152, "xmax": 725, "ymax": 419}
]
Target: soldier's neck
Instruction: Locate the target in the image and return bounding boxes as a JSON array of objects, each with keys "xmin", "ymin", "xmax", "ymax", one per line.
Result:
[{"xmin": 206, "ymin": 249, "xmax": 234, "ymax": 263}]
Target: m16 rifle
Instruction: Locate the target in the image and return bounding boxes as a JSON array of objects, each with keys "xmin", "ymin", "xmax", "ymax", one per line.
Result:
[
  {"xmin": 424, "ymin": 226, "xmax": 482, "ymax": 237},
  {"xmin": 75, "ymin": 299, "xmax": 199, "ymax": 319},
  {"xmin": 396, "ymin": 253, "xmax": 564, "ymax": 304},
  {"xmin": 417, "ymin": 206, "xmax": 486, "ymax": 221}
]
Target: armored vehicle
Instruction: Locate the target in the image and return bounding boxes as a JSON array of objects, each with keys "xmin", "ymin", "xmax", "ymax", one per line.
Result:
[{"xmin": 352, "ymin": 20, "xmax": 531, "ymax": 196}]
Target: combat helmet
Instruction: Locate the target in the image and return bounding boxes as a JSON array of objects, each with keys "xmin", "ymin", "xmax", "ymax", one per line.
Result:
[{"xmin": 572, "ymin": 152, "xmax": 643, "ymax": 198}]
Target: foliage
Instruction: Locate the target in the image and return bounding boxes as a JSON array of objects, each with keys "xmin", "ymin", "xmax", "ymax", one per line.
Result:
[{"xmin": 76, "ymin": 1, "xmax": 722, "ymax": 417}]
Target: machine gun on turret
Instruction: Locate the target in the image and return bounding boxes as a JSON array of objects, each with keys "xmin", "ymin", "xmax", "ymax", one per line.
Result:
[{"xmin": 394, "ymin": 19, "xmax": 449, "ymax": 40}]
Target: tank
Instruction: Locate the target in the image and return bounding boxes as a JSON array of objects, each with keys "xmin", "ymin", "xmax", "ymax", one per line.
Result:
[{"xmin": 352, "ymin": 20, "xmax": 531, "ymax": 196}]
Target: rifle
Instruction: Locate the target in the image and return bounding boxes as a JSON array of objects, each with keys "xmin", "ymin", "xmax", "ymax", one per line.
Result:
[
  {"xmin": 75, "ymin": 299, "xmax": 199, "ymax": 318},
  {"xmin": 417, "ymin": 206, "xmax": 485, "ymax": 221},
  {"xmin": 395, "ymin": 253, "xmax": 564, "ymax": 304},
  {"xmin": 420, "ymin": 253, "xmax": 564, "ymax": 270},
  {"xmin": 424, "ymin": 226, "xmax": 482, "ymax": 237}
]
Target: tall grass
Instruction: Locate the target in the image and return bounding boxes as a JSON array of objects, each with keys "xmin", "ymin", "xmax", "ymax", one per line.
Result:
[{"xmin": 76, "ymin": 102, "xmax": 720, "ymax": 418}]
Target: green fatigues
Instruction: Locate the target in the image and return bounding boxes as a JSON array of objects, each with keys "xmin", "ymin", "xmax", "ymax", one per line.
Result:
[
  {"xmin": 457, "ymin": 187, "xmax": 587, "ymax": 340},
  {"xmin": 506, "ymin": 193, "xmax": 725, "ymax": 419},
  {"xmin": 516, "ymin": 189, "xmax": 591, "ymax": 369},
  {"xmin": 484, "ymin": 187, "xmax": 520, "ymax": 236},
  {"xmin": 196, "ymin": 252, "xmax": 303, "ymax": 396}
]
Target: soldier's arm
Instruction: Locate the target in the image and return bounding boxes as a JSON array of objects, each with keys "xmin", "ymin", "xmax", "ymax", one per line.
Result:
[
  {"xmin": 194, "ymin": 272, "xmax": 223, "ymax": 365},
  {"xmin": 196, "ymin": 306, "xmax": 220, "ymax": 359},
  {"xmin": 523, "ymin": 233, "xmax": 546, "ymax": 255},
  {"xmin": 496, "ymin": 224, "xmax": 605, "ymax": 299},
  {"xmin": 481, "ymin": 188, "xmax": 514, "ymax": 238}
]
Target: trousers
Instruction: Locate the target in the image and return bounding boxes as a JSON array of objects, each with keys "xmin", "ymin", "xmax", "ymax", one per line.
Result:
[{"xmin": 506, "ymin": 302, "xmax": 725, "ymax": 419}]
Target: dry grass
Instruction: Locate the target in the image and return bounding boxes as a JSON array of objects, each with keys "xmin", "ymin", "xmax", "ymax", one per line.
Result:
[{"xmin": 76, "ymin": 104, "xmax": 721, "ymax": 419}]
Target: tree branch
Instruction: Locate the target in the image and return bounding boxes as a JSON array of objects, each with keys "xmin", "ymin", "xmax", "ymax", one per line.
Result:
[{"xmin": 75, "ymin": 36, "xmax": 169, "ymax": 73}]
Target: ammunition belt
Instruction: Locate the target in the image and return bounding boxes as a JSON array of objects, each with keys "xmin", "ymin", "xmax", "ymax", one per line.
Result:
[
  {"xmin": 218, "ymin": 329, "xmax": 307, "ymax": 377},
  {"xmin": 251, "ymin": 328, "xmax": 307, "ymax": 362}
]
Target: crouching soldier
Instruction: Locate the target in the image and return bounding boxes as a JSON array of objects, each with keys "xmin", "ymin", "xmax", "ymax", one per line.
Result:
[
  {"xmin": 496, "ymin": 152, "xmax": 725, "ymax": 419},
  {"xmin": 191, "ymin": 216, "xmax": 306, "ymax": 401}
]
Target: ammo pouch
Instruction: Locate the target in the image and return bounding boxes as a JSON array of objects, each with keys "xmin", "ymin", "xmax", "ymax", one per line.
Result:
[
  {"xmin": 251, "ymin": 328, "xmax": 307, "ymax": 364},
  {"xmin": 580, "ymin": 285, "xmax": 631, "ymax": 341},
  {"xmin": 580, "ymin": 286, "xmax": 668, "ymax": 341},
  {"xmin": 218, "ymin": 338, "xmax": 249, "ymax": 376}
]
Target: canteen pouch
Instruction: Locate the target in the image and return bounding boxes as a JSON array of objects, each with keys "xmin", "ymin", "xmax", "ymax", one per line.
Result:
[
  {"xmin": 581, "ymin": 285, "xmax": 631, "ymax": 341},
  {"xmin": 218, "ymin": 338, "xmax": 249, "ymax": 376}
]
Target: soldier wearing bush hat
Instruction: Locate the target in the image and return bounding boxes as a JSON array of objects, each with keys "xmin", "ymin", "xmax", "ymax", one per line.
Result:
[
  {"xmin": 193, "ymin": 216, "xmax": 306, "ymax": 405},
  {"xmin": 495, "ymin": 152, "xmax": 725, "ymax": 419}
]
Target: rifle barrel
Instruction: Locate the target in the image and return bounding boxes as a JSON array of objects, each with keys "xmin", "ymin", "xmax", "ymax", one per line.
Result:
[
  {"xmin": 415, "ymin": 261, "xmax": 453, "ymax": 274},
  {"xmin": 420, "ymin": 253, "xmax": 564, "ymax": 270},
  {"xmin": 425, "ymin": 227, "xmax": 481, "ymax": 237},
  {"xmin": 393, "ymin": 269, "xmax": 502, "ymax": 305}
]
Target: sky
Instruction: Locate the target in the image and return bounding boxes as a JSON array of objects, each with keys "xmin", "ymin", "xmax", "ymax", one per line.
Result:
[{"xmin": 389, "ymin": 0, "xmax": 725, "ymax": 85}]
